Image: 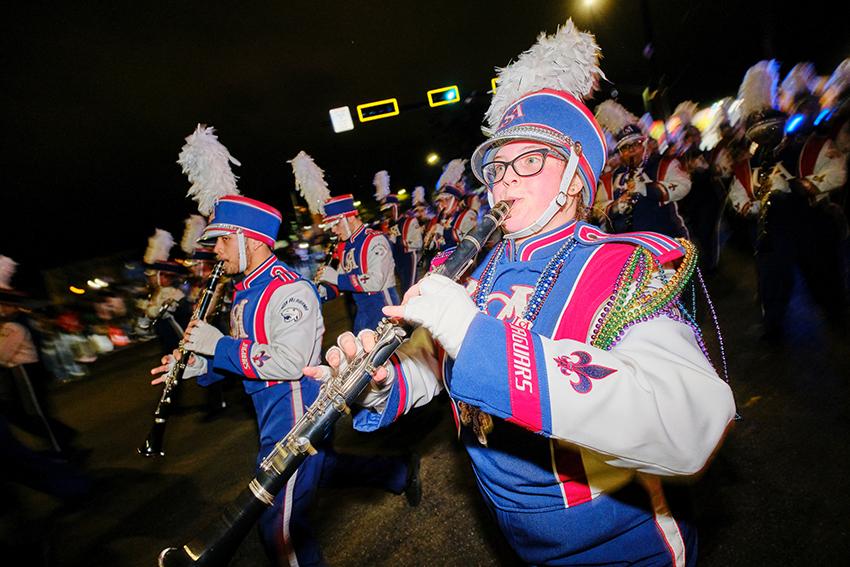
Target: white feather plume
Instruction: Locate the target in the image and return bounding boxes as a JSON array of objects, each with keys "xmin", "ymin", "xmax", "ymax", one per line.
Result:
[
  {"xmin": 373, "ymin": 170, "xmax": 391, "ymax": 202},
  {"xmin": 413, "ymin": 186, "xmax": 426, "ymax": 205},
  {"xmin": 780, "ymin": 63, "xmax": 817, "ymax": 103},
  {"xmin": 288, "ymin": 151, "xmax": 331, "ymax": 215},
  {"xmin": 700, "ymin": 98, "xmax": 734, "ymax": 151},
  {"xmin": 0, "ymin": 255, "xmax": 17, "ymax": 290},
  {"xmin": 436, "ymin": 158, "xmax": 467, "ymax": 190},
  {"xmin": 144, "ymin": 229, "xmax": 175, "ymax": 265},
  {"xmin": 485, "ymin": 19, "xmax": 604, "ymax": 131},
  {"xmin": 177, "ymin": 124, "xmax": 241, "ymax": 216},
  {"xmin": 738, "ymin": 60, "xmax": 780, "ymax": 119},
  {"xmin": 180, "ymin": 215, "xmax": 207, "ymax": 254},
  {"xmin": 822, "ymin": 58, "xmax": 850, "ymax": 107},
  {"xmin": 594, "ymin": 100, "xmax": 638, "ymax": 135}
]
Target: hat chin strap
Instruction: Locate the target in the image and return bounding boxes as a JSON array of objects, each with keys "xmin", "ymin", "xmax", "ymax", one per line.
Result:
[
  {"xmin": 502, "ymin": 150, "xmax": 580, "ymax": 241},
  {"xmin": 237, "ymin": 230, "xmax": 248, "ymax": 273}
]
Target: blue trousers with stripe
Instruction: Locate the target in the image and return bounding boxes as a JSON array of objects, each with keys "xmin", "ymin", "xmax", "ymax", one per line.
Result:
[
  {"xmin": 352, "ymin": 287, "xmax": 399, "ymax": 334},
  {"xmin": 484, "ymin": 481, "xmax": 697, "ymax": 566},
  {"xmin": 252, "ymin": 382, "xmax": 409, "ymax": 566}
]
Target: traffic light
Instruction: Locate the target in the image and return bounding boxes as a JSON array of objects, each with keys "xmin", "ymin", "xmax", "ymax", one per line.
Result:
[
  {"xmin": 427, "ymin": 85, "xmax": 460, "ymax": 107},
  {"xmin": 356, "ymin": 98, "xmax": 399, "ymax": 122}
]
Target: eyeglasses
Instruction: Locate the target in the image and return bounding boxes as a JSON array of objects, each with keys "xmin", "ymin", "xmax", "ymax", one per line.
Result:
[
  {"xmin": 618, "ymin": 140, "xmax": 645, "ymax": 153},
  {"xmin": 481, "ymin": 148, "xmax": 563, "ymax": 186}
]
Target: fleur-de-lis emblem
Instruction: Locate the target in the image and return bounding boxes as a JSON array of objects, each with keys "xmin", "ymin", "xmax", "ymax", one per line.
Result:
[
  {"xmin": 553, "ymin": 351, "xmax": 616, "ymax": 394},
  {"xmin": 252, "ymin": 350, "xmax": 272, "ymax": 367}
]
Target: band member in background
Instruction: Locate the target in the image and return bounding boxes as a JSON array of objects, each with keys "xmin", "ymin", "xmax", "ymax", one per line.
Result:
[
  {"xmin": 307, "ymin": 20, "xmax": 735, "ymax": 565},
  {"xmin": 819, "ymin": 58, "xmax": 850, "ymax": 220},
  {"xmin": 316, "ymin": 194, "xmax": 399, "ymax": 333},
  {"xmin": 138, "ymin": 229, "xmax": 192, "ymax": 354},
  {"xmin": 380, "ymin": 193, "xmax": 422, "ymax": 295},
  {"xmin": 670, "ymin": 102, "xmax": 729, "ymax": 275},
  {"xmin": 730, "ymin": 60, "xmax": 847, "ymax": 341},
  {"xmin": 151, "ymin": 195, "xmax": 416, "ymax": 566},
  {"xmin": 423, "ymin": 158, "xmax": 477, "ymax": 254},
  {"xmin": 595, "ymin": 100, "xmax": 692, "ymax": 238}
]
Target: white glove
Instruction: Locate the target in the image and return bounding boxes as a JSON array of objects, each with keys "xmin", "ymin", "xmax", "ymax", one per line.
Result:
[
  {"xmin": 158, "ymin": 352, "xmax": 208, "ymax": 381},
  {"xmin": 184, "ymin": 321, "xmax": 224, "ymax": 356},
  {"xmin": 320, "ymin": 266, "xmax": 339, "ymax": 285},
  {"xmin": 402, "ymin": 274, "xmax": 478, "ymax": 359},
  {"xmin": 183, "ymin": 353, "xmax": 208, "ymax": 379},
  {"xmin": 631, "ymin": 172, "xmax": 649, "ymax": 196},
  {"xmin": 769, "ymin": 168, "xmax": 791, "ymax": 193}
]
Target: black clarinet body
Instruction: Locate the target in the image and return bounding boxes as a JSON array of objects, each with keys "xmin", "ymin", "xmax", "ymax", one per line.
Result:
[
  {"xmin": 158, "ymin": 201, "xmax": 511, "ymax": 567},
  {"xmin": 139, "ymin": 261, "xmax": 225, "ymax": 458}
]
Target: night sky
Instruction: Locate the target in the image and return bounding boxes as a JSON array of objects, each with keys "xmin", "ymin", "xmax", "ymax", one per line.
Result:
[{"xmin": 3, "ymin": 0, "xmax": 848, "ymax": 291}]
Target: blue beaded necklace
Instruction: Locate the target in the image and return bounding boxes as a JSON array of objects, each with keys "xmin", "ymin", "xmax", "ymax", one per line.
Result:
[{"xmin": 473, "ymin": 236, "xmax": 580, "ymax": 328}]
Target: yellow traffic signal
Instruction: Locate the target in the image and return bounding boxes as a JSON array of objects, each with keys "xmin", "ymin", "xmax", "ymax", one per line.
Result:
[
  {"xmin": 427, "ymin": 85, "xmax": 460, "ymax": 107},
  {"xmin": 356, "ymin": 98, "xmax": 400, "ymax": 122}
]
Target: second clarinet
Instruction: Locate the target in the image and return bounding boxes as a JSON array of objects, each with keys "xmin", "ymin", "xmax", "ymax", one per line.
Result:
[{"xmin": 138, "ymin": 260, "xmax": 225, "ymax": 457}]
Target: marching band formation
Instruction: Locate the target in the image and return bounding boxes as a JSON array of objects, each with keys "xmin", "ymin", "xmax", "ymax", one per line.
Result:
[{"xmin": 4, "ymin": 15, "xmax": 847, "ymax": 567}]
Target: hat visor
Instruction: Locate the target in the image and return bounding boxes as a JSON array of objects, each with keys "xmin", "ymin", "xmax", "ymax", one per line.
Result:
[
  {"xmin": 615, "ymin": 133, "xmax": 647, "ymax": 151},
  {"xmin": 470, "ymin": 126, "xmax": 573, "ymax": 184},
  {"xmin": 198, "ymin": 227, "xmax": 233, "ymax": 246},
  {"xmin": 321, "ymin": 211, "xmax": 357, "ymax": 225}
]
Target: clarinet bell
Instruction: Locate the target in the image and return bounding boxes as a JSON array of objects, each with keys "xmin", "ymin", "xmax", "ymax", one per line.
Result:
[{"xmin": 138, "ymin": 423, "xmax": 166, "ymax": 457}]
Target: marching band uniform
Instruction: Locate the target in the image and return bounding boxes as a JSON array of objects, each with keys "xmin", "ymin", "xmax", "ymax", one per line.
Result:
[
  {"xmin": 138, "ymin": 229, "xmax": 192, "ymax": 354},
  {"xmin": 425, "ymin": 160, "xmax": 477, "ymax": 253},
  {"xmin": 595, "ymin": 101, "xmax": 692, "ymax": 238},
  {"xmin": 672, "ymin": 102, "xmax": 731, "ymax": 274},
  {"xmin": 381, "ymin": 194, "xmax": 423, "ymax": 295},
  {"xmin": 317, "ymin": 195, "xmax": 399, "ymax": 333},
  {"xmin": 342, "ymin": 21, "xmax": 735, "ymax": 565},
  {"xmin": 180, "ymin": 196, "xmax": 411, "ymax": 566},
  {"xmin": 730, "ymin": 60, "xmax": 848, "ymax": 338}
]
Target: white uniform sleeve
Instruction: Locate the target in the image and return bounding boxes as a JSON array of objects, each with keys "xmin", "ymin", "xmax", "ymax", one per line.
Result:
[
  {"xmin": 728, "ymin": 174, "xmax": 758, "ymax": 216},
  {"xmin": 453, "ymin": 209, "xmax": 477, "ymax": 242},
  {"xmin": 807, "ymin": 138, "xmax": 847, "ymax": 198},
  {"xmin": 357, "ymin": 235, "xmax": 396, "ymax": 292},
  {"xmin": 451, "ymin": 310, "xmax": 736, "ymax": 477},
  {"xmin": 212, "ymin": 280, "xmax": 323, "ymax": 380},
  {"xmin": 405, "ymin": 218, "xmax": 423, "ymax": 252},
  {"xmin": 654, "ymin": 158, "xmax": 692, "ymax": 203}
]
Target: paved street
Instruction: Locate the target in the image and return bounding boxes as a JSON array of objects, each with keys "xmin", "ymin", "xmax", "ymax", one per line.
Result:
[{"xmin": 5, "ymin": 241, "xmax": 850, "ymax": 567}]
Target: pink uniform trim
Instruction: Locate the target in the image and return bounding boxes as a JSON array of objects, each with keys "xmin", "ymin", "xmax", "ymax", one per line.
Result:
[{"xmin": 503, "ymin": 321, "xmax": 543, "ymax": 432}]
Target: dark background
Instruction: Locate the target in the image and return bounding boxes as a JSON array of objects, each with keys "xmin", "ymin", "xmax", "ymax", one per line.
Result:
[{"xmin": 3, "ymin": 0, "xmax": 849, "ymax": 290}]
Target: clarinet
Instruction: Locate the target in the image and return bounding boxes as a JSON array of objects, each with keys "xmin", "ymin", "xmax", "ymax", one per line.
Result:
[
  {"xmin": 312, "ymin": 236, "xmax": 339, "ymax": 284},
  {"xmin": 138, "ymin": 261, "xmax": 225, "ymax": 457},
  {"xmin": 157, "ymin": 200, "xmax": 512, "ymax": 567}
]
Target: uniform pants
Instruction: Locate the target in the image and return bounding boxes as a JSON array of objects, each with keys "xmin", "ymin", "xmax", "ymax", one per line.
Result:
[
  {"xmin": 252, "ymin": 383, "xmax": 408, "ymax": 567},
  {"xmin": 394, "ymin": 251, "xmax": 419, "ymax": 296},
  {"xmin": 485, "ymin": 480, "xmax": 696, "ymax": 566},
  {"xmin": 352, "ymin": 288, "xmax": 399, "ymax": 334}
]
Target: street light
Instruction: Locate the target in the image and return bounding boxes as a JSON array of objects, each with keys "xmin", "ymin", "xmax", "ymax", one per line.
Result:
[
  {"xmin": 398, "ymin": 188, "xmax": 407, "ymax": 196},
  {"xmin": 426, "ymin": 152, "xmax": 440, "ymax": 165}
]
